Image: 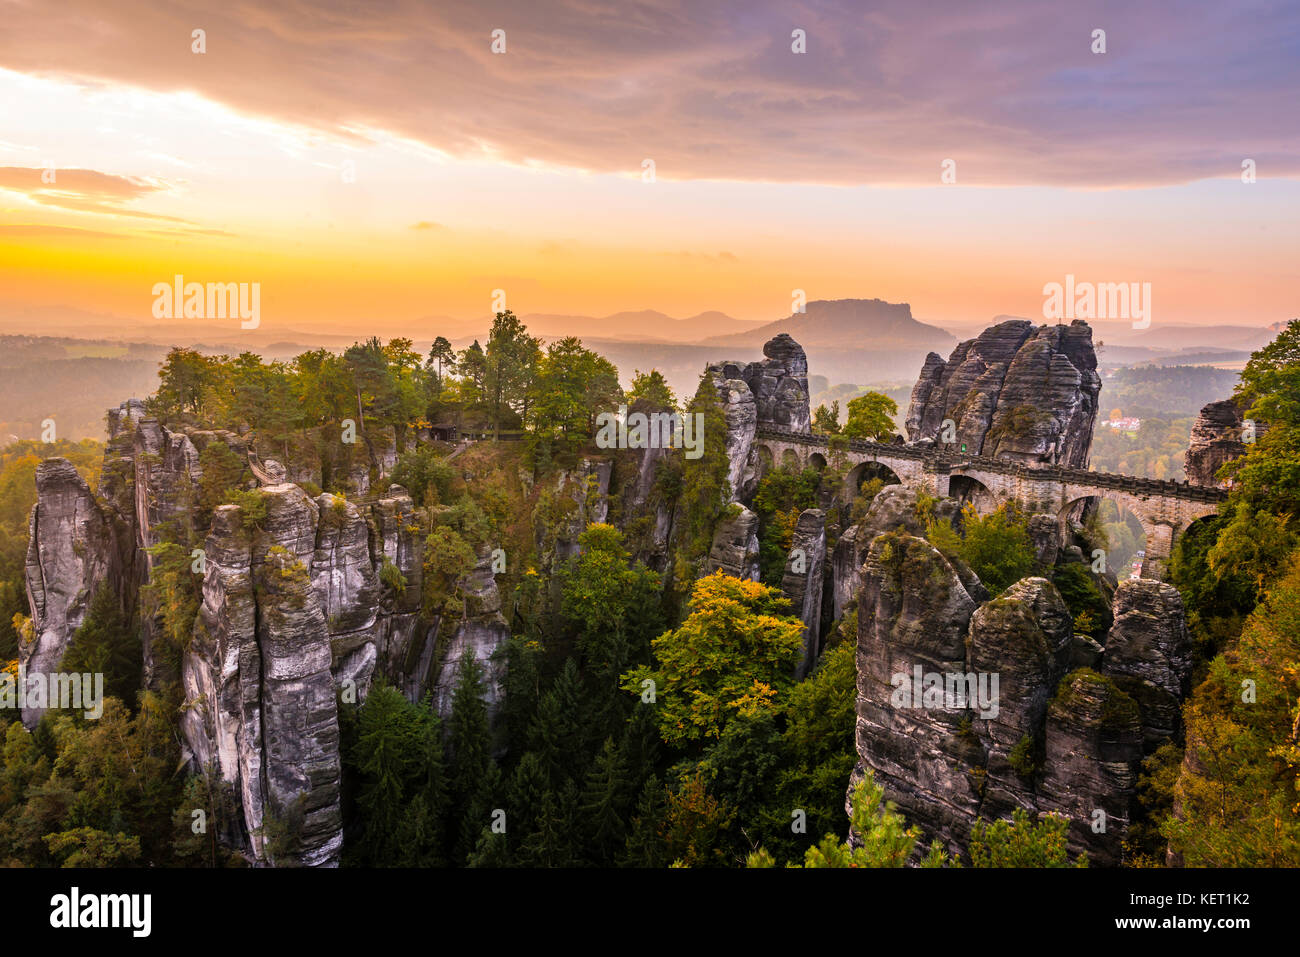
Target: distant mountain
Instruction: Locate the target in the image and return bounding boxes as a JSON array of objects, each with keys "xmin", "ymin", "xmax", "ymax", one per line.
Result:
[
  {"xmin": 695, "ymin": 298, "xmax": 955, "ymax": 388},
  {"xmin": 407, "ymin": 308, "xmax": 762, "ymax": 344},
  {"xmin": 703, "ymin": 298, "xmax": 953, "ymax": 350},
  {"xmin": 1122, "ymin": 324, "xmax": 1279, "ymax": 353},
  {"xmin": 516, "ymin": 309, "xmax": 760, "ymax": 342}
]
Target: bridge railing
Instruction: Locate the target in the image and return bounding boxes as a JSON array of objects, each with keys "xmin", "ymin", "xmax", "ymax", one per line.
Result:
[{"xmin": 754, "ymin": 428, "xmax": 1228, "ymax": 503}]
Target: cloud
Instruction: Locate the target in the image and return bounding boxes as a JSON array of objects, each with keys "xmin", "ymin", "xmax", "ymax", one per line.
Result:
[
  {"xmin": 0, "ymin": 165, "xmax": 191, "ymax": 222},
  {"xmin": 0, "ymin": 223, "xmax": 125, "ymax": 239},
  {"xmin": 662, "ymin": 250, "xmax": 739, "ymax": 263},
  {"xmin": 0, "ymin": 0, "xmax": 1296, "ymax": 187},
  {"xmin": 0, "ymin": 166, "xmax": 162, "ymax": 199}
]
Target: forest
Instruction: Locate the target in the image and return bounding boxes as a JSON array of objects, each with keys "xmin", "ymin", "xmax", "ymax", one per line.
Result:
[{"xmin": 0, "ymin": 313, "xmax": 1296, "ymax": 868}]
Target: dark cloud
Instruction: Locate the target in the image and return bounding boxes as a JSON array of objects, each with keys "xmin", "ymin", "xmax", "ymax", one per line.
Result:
[{"xmin": 1, "ymin": 0, "xmax": 1296, "ymax": 186}]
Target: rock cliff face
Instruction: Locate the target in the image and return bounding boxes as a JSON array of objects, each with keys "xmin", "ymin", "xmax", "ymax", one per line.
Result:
[
  {"xmin": 849, "ymin": 531, "xmax": 1192, "ymax": 865},
  {"xmin": 850, "ymin": 533, "xmax": 987, "ymax": 848},
  {"xmin": 781, "ymin": 508, "xmax": 826, "ymax": 676},
  {"xmin": 21, "ymin": 459, "xmax": 129, "ymax": 727},
  {"xmin": 429, "ymin": 545, "xmax": 511, "ymax": 724},
  {"xmin": 707, "ymin": 333, "xmax": 812, "ymax": 502},
  {"xmin": 707, "ymin": 506, "xmax": 760, "ymax": 581},
  {"xmin": 1101, "ymin": 579, "xmax": 1191, "ymax": 753},
  {"xmin": 829, "ymin": 487, "xmax": 963, "ymax": 625},
  {"xmin": 905, "ymin": 319, "xmax": 1101, "ymax": 467},
  {"xmin": 23, "ymin": 400, "xmax": 511, "ymax": 866},
  {"xmin": 182, "ymin": 487, "xmax": 343, "ymax": 867},
  {"xmin": 1184, "ymin": 398, "xmax": 1253, "ymax": 487}
]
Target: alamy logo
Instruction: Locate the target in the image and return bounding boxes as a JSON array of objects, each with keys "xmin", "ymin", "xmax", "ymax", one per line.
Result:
[
  {"xmin": 1042, "ymin": 274, "xmax": 1151, "ymax": 328},
  {"xmin": 891, "ymin": 665, "xmax": 999, "ymax": 719},
  {"xmin": 0, "ymin": 665, "xmax": 103, "ymax": 719},
  {"xmin": 152, "ymin": 274, "xmax": 260, "ymax": 328},
  {"xmin": 50, "ymin": 887, "xmax": 151, "ymax": 937},
  {"xmin": 595, "ymin": 404, "xmax": 704, "ymax": 460}
]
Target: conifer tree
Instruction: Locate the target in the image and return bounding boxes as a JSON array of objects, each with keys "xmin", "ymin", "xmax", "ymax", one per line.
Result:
[
  {"xmin": 446, "ymin": 655, "xmax": 497, "ymax": 863},
  {"xmin": 521, "ymin": 781, "xmax": 579, "ymax": 867},
  {"xmin": 508, "ymin": 751, "xmax": 549, "ymax": 847},
  {"xmin": 622, "ymin": 775, "xmax": 668, "ymax": 868},
  {"xmin": 579, "ymin": 737, "xmax": 631, "ymax": 865},
  {"xmin": 528, "ymin": 657, "xmax": 589, "ymax": 788}
]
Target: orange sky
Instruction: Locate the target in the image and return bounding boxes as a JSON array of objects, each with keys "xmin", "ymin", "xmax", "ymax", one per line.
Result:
[{"xmin": 1, "ymin": 1, "xmax": 1296, "ymax": 336}]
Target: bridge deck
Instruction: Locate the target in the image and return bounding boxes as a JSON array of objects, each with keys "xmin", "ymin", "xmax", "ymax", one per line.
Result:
[{"xmin": 755, "ymin": 428, "xmax": 1228, "ymax": 504}]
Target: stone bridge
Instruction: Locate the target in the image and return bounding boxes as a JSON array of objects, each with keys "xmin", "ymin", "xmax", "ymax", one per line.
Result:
[{"xmin": 755, "ymin": 428, "xmax": 1228, "ymax": 576}]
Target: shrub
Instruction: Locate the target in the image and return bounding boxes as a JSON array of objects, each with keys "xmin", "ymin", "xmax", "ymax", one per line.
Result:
[{"xmin": 379, "ymin": 557, "xmax": 408, "ymax": 596}]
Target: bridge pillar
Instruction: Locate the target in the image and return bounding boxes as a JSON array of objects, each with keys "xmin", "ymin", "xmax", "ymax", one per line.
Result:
[{"xmin": 1140, "ymin": 523, "xmax": 1175, "ymax": 581}]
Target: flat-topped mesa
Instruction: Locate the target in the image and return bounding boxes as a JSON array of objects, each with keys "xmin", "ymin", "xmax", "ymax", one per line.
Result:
[
  {"xmin": 706, "ymin": 333, "xmax": 812, "ymax": 501},
  {"xmin": 905, "ymin": 319, "xmax": 1101, "ymax": 468}
]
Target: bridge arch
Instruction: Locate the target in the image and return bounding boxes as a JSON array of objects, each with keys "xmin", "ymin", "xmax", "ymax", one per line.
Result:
[
  {"xmin": 749, "ymin": 428, "xmax": 1228, "ymax": 581},
  {"xmin": 844, "ymin": 460, "xmax": 902, "ymax": 502},
  {"xmin": 1057, "ymin": 494, "xmax": 1151, "ymax": 579},
  {"xmin": 780, "ymin": 448, "xmax": 801, "ymax": 470},
  {"xmin": 947, "ymin": 474, "xmax": 998, "ymax": 514},
  {"xmin": 808, "ymin": 451, "xmax": 827, "ymax": 471}
]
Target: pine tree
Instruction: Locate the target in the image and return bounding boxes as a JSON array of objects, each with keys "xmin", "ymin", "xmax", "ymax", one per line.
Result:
[
  {"xmin": 521, "ymin": 781, "xmax": 579, "ymax": 867},
  {"xmin": 618, "ymin": 703, "xmax": 661, "ymax": 798},
  {"xmin": 528, "ymin": 657, "xmax": 589, "ymax": 788},
  {"xmin": 508, "ymin": 751, "xmax": 549, "ymax": 846},
  {"xmin": 446, "ymin": 655, "xmax": 497, "ymax": 863},
  {"xmin": 350, "ymin": 684, "xmax": 428, "ymax": 865},
  {"xmin": 579, "ymin": 737, "xmax": 630, "ymax": 865},
  {"xmin": 60, "ymin": 585, "xmax": 141, "ymax": 712},
  {"xmin": 621, "ymin": 775, "xmax": 668, "ymax": 868},
  {"xmin": 398, "ymin": 697, "xmax": 449, "ymax": 866}
]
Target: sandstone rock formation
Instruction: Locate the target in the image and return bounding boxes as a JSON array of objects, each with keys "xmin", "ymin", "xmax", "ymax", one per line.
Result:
[
  {"xmin": 1184, "ymin": 397, "xmax": 1253, "ymax": 487},
  {"xmin": 831, "ymin": 525, "xmax": 870, "ymax": 622},
  {"xmin": 1038, "ymin": 669, "xmax": 1142, "ymax": 863},
  {"xmin": 905, "ymin": 319, "xmax": 1101, "ymax": 467},
  {"xmin": 781, "ymin": 508, "xmax": 826, "ymax": 676},
  {"xmin": 430, "ymin": 545, "xmax": 511, "ymax": 724},
  {"xmin": 849, "ymin": 533, "xmax": 1191, "ymax": 865},
  {"xmin": 850, "ymin": 533, "xmax": 987, "ymax": 848},
  {"xmin": 706, "ymin": 333, "xmax": 812, "ymax": 502},
  {"xmin": 707, "ymin": 506, "xmax": 760, "ymax": 581},
  {"xmin": 1027, "ymin": 513, "xmax": 1065, "ymax": 568},
  {"xmin": 23, "ymin": 399, "xmax": 512, "ymax": 866},
  {"xmin": 21, "ymin": 459, "xmax": 127, "ymax": 727},
  {"xmin": 180, "ymin": 487, "xmax": 344, "ymax": 867},
  {"xmin": 1101, "ymin": 579, "xmax": 1192, "ymax": 753}
]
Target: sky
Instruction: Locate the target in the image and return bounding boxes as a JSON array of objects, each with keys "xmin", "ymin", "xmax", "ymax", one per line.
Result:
[{"xmin": 0, "ymin": 0, "xmax": 1297, "ymax": 337}]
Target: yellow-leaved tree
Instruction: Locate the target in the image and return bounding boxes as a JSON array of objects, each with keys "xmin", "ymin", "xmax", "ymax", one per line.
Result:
[{"xmin": 622, "ymin": 571, "xmax": 805, "ymax": 748}]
